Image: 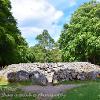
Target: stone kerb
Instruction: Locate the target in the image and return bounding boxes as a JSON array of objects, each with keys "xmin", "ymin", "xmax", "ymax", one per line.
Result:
[{"xmin": 0, "ymin": 62, "xmax": 100, "ymax": 85}]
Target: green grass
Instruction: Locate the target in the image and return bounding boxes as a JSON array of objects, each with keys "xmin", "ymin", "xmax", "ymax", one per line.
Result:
[
  {"xmin": 8, "ymin": 80, "xmax": 33, "ymax": 86},
  {"xmin": 57, "ymin": 79, "xmax": 100, "ymax": 85},
  {"xmin": 0, "ymin": 79, "xmax": 100, "ymax": 100},
  {"xmin": 53, "ymin": 80, "xmax": 100, "ymax": 100},
  {"xmin": 0, "ymin": 76, "xmax": 9, "ymax": 85},
  {"xmin": 0, "ymin": 86, "xmax": 37, "ymax": 100},
  {"xmin": 0, "ymin": 80, "xmax": 37, "ymax": 100}
]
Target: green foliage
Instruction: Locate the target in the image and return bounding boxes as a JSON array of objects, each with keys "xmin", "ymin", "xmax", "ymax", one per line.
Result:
[
  {"xmin": 49, "ymin": 48, "xmax": 62, "ymax": 62},
  {"xmin": 59, "ymin": 1, "xmax": 100, "ymax": 65},
  {"xmin": 30, "ymin": 45, "xmax": 46, "ymax": 62},
  {"xmin": 29, "ymin": 30, "xmax": 62, "ymax": 63},
  {"xmin": 30, "ymin": 44, "xmax": 62, "ymax": 63},
  {"xmin": 0, "ymin": 0, "xmax": 28, "ymax": 66},
  {"xmin": 36, "ymin": 29, "xmax": 55, "ymax": 49},
  {"xmin": 0, "ymin": 0, "xmax": 61, "ymax": 65}
]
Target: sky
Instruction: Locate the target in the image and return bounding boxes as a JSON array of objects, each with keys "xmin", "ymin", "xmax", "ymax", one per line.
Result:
[{"xmin": 10, "ymin": 0, "xmax": 100, "ymax": 46}]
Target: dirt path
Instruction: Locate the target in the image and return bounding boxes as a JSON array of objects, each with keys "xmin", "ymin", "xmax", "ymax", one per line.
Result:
[{"xmin": 19, "ymin": 84, "xmax": 82, "ymax": 100}]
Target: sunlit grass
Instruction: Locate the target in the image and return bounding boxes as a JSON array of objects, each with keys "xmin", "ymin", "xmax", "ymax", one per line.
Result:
[
  {"xmin": 0, "ymin": 77, "xmax": 37, "ymax": 99},
  {"xmin": 0, "ymin": 76, "xmax": 8, "ymax": 85},
  {"xmin": 53, "ymin": 80, "xmax": 100, "ymax": 100},
  {"xmin": 0, "ymin": 81, "xmax": 37, "ymax": 100}
]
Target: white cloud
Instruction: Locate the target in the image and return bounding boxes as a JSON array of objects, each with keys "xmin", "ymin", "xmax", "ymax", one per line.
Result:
[
  {"xmin": 20, "ymin": 26, "xmax": 43, "ymax": 38},
  {"xmin": 10, "ymin": 0, "xmax": 63, "ymax": 24},
  {"xmin": 20, "ymin": 25, "xmax": 62, "ymax": 41},
  {"xmin": 10, "ymin": 0, "xmax": 64, "ymax": 46},
  {"xmin": 19, "ymin": 25, "xmax": 62, "ymax": 46}
]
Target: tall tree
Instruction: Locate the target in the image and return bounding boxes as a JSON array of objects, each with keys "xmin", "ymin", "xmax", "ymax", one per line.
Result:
[
  {"xmin": 36, "ymin": 30, "xmax": 55, "ymax": 50},
  {"xmin": 0, "ymin": 0, "xmax": 27, "ymax": 66},
  {"xmin": 59, "ymin": 1, "xmax": 100, "ymax": 65},
  {"xmin": 36, "ymin": 30, "xmax": 55, "ymax": 62}
]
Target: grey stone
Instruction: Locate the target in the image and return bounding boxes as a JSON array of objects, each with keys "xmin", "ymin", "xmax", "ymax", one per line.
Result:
[
  {"xmin": 16, "ymin": 70, "xmax": 30, "ymax": 81},
  {"xmin": 29, "ymin": 71, "xmax": 48, "ymax": 86},
  {"xmin": 0, "ymin": 62, "xmax": 100, "ymax": 85},
  {"xmin": 7, "ymin": 72, "xmax": 17, "ymax": 82}
]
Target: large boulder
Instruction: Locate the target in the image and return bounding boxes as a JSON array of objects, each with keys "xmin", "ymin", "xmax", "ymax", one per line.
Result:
[
  {"xmin": 7, "ymin": 70, "xmax": 30, "ymax": 82},
  {"xmin": 29, "ymin": 71, "xmax": 48, "ymax": 86},
  {"xmin": 7, "ymin": 72, "xmax": 17, "ymax": 82},
  {"xmin": 16, "ymin": 70, "xmax": 30, "ymax": 81}
]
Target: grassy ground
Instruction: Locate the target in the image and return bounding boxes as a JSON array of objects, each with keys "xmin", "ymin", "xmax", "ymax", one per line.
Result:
[
  {"xmin": 53, "ymin": 80, "xmax": 100, "ymax": 100},
  {"xmin": 57, "ymin": 79, "xmax": 100, "ymax": 85},
  {"xmin": 0, "ymin": 80, "xmax": 37, "ymax": 100},
  {"xmin": 0, "ymin": 79, "xmax": 100, "ymax": 100}
]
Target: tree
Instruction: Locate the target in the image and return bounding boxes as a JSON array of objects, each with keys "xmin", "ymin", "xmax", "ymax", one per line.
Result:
[
  {"xmin": 30, "ymin": 45, "xmax": 46, "ymax": 62},
  {"xmin": 59, "ymin": 1, "xmax": 100, "ymax": 65},
  {"xmin": 36, "ymin": 30, "xmax": 55, "ymax": 50},
  {"xmin": 49, "ymin": 48, "xmax": 62, "ymax": 62},
  {"xmin": 28, "ymin": 30, "xmax": 62, "ymax": 63},
  {"xmin": 36, "ymin": 30, "xmax": 55, "ymax": 62},
  {"xmin": 0, "ymin": 0, "xmax": 28, "ymax": 66}
]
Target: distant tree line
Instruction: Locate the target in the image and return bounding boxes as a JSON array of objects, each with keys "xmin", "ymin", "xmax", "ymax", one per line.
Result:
[{"xmin": 0, "ymin": 0, "xmax": 100, "ymax": 67}]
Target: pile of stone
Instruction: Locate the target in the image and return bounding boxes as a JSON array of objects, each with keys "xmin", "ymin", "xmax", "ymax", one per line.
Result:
[
  {"xmin": 0, "ymin": 62, "xmax": 100, "ymax": 85},
  {"xmin": 53, "ymin": 69, "xmax": 99, "ymax": 83}
]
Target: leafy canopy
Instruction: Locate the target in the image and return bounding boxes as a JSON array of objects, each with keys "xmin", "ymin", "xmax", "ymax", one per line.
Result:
[
  {"xmin": 0, "ymin": 0, "xmax": 28, "ymax": 66},
  {"xmin": 59, "ymin": 1, "xmax": 100, "ymax": 65}
]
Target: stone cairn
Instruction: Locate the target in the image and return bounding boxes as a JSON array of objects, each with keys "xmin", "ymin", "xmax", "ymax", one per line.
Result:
[{"xmin": 0, "ymin": 62, "xmax": 100, "ymax": 85}]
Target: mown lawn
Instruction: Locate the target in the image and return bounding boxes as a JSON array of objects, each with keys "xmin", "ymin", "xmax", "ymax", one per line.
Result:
[{"xmin": 53, "ymin": 80, "xmax": 100, "ymax": 100}]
